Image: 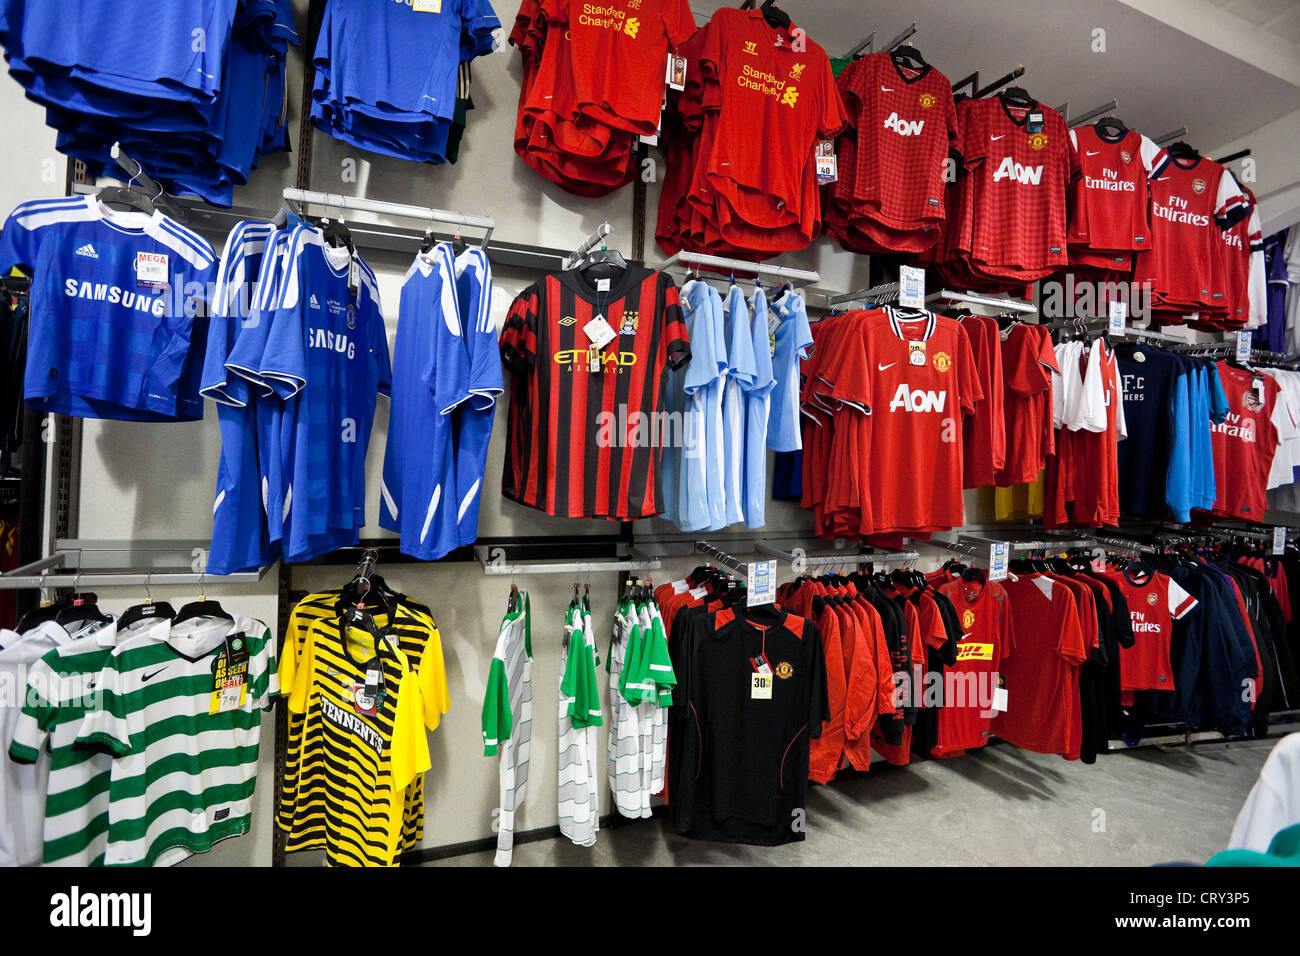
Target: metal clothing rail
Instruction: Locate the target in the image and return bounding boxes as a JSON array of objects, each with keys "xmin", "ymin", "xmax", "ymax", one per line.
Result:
[
  {"xmin": 754, "ymin": 541, "xmax": 919, "ymax": 568},
  {"xmin": 0, "ymin": 539, "xmax": 271, "ymax": 588},
  {"xmin": 473, "ymin": 545, "xmax": 659, "ymax": 577},
  {"xmin": 655, "ymin": 251, "xmax": 821, "ymax": 286},
  {"xmin": 1090, "ymin": 534, "xmax": 1160, "ymax": 555},
  {"xmin": 562, "ymin": 221, "xmax": 614, "ymax": 270},
  {"xmin": 975, "ymin": 65, "xmax": 1026, "ymax": 98},
  {"xmin": 1065, "ymin": 100, "xmax": 1119, "ymax": 128},
  {"xmin": 282, "ymin": 188, "xmax": 495, "ymax": 248},
  {"xmin": 926, "ymin": 289, "xmax": 1037, "ymax": 315},
  {"xmin": 829, "ymin": 281, "xmax": 899, "ymax": 308},
  {"xmin": 695, "ymin": 541, "xmax": 748, "ymax": 575},
  {"xmin": 1153, "ymin": 126, "xmax": 1188, "ymax": 148}
]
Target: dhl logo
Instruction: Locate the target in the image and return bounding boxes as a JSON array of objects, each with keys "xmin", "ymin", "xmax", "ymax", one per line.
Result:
[
  {"xmin": 956, "ymin": 641, "xmax": 994, "ymax": 662},
  {"xmin": 553, "ymin": 349, "xmax": 639, "ymax": 367}
]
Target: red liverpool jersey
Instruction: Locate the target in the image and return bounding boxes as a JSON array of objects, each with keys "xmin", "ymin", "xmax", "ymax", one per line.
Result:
[
  {"xmin": 500, "ymin": 265, "xmax": 690, "ymax": 519},
  {"xmin": 1067, "ymin": 124, "xmax": 1159, "ymax": 254},
  {"xmin": 958, "ymin": 96, "xmax": 1072, "ymax": 275},
  {"xmin": 544, "ymin": 0, "xmax": 697, "ymax": 136},
  {"xmin": 1205, "ymin": 362, "xmax": 1289, "ymax": 522},
  {"xmin": 1134, "ymin": 153, "xmax": 1249, "ymax": 312},
  {"xmin": 816, "ymin": 308, "xmax": 981, "ymax": 533},
  {"xmin": 934, "ymin": 577, "xmax": 1014, "ymax": 757},
  {"xmin": 697, "ymin": 8, "xmax": 846, "ymax": 231},
  {"xmin": 839, "ymin": 50, "xmax": 958, "ymax": 230}
]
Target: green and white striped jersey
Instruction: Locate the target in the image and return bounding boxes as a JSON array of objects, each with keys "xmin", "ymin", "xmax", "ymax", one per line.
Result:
[
  {"xmin": 481, "ymin": 592, "xmax": 532, "ymax": 868},
  {"xmin": 77, "ymin": 615, "xmax": 277, "ymax": 867},
  {"xmin": 558, "ymin": 600, "xmax": 601, "ymax": 848},
  {"xmin": 8, "ymin": 618, "xmax": 124, "ymax": 866}
]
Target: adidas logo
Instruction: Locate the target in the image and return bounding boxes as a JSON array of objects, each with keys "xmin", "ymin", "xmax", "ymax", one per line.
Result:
[
  {"xmin": 309, "ymin": 294, "xmax": 321, "ymax": 309},
  {"xmin": 75, "ymin": 244, "xmax": 99, "ymax": 259}
]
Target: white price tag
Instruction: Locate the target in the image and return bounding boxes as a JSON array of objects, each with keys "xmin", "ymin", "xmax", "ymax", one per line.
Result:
[
  {"xmin": 1236, "ymin": 330, "xmax": 1252, "ymax": 363},
  {"xmin": 899, "ymin": 265, "xmax": 925, "ymax": 310},
  {"xmin": 136, "ymin": 252, "xmax": 168, "ymax": 285},
  {"xmin": 413, "ymin": 0, "xmax": 442, "ymax": 11},
  {"xmin": 815, "ymin": 140, "xmax": 838, "ymax": 185},
  {"xmin": 584, "ymin": 314, "xmax": 617, "ymax": 350},
  {"xmin": 751, "ymin": 673, "xmax": 773, "ymax": 700},
  {"xmin": 1108, "ymin": 300, "xmax": 1127, "ymax": 336},
  {"xmin": 992, "ymin": 686, "xmax": 1008, "ymax": 712},
  {"xmin": 989, "ymin": 541, "xmax": 1009, "ymax": 583},
  {"xmin": 747, "ymin": 558, "xmax": 777, "ymax": 607},
  {"xmin": 1273, "ymin": 527, "xmax": 1287, "ymax": 555}
]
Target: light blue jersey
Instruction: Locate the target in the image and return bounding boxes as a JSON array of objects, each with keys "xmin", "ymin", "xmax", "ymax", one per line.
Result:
[
  {"xmin": 744, "ymin": 288, "xmax": 776, "ymax": 529},
  {"xmin": 767, "ymin": 289, "xmax": 813, "ymax": 452},
  {"xmin": 718, "ymin": 284, "xmax": 756, "ymax": 529}
]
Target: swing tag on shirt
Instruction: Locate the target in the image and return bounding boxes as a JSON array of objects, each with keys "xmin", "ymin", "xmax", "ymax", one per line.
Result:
[
  {"xmin": 584, "ymin": 314, "xmax": 617, "ymax": 350},
  {"xmin": 666, "ymin": 53, "xmax": 687, "ymax": 91},
  {"xmin": 908, "ymin": 341, "xmax": 928, "ymax": 366},
  {"xmin": 899, "ymin": 264, "xmax": 925, "ymax": 309},
  {"xmin": 815, "ymin": 140, "xmax": 838, "ymax": 184},
  {"xmin": 1108, "ymin": 300, "xmax": 1127, "ymax": 337},
  {"xmin": 750, "ymin": 654, "xmax": 773, "ymax": 699},
  {"xmin": 992, "ymin": 674, "xmax": 1008, "ymax": 712},
  {"xmin": 209, "ymin": 633, "xmax": 250, "ymax": 714}
]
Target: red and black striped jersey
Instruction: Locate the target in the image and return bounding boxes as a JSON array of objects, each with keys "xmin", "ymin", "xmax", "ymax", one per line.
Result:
[{"xmin": 500, "ymin": 265, "xmax": 690, "ymax": 519}]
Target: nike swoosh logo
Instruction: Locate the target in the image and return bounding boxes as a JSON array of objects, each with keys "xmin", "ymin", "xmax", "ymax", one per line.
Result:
[
  {"xmin": 878, "ymin": 363, "xmax": 896, "ymax": 371},
  {"xmin": 881, "ymin": 86, "xmax": 895, "ymax": 92},
  {"xmin": 141, "ymin": 668, "xmax": 167, "ymax": 683},
  {"xmin": 1085, "ymin": 150, "xmax": 1101, "ymax": 156},
  {"xmin": 990, "ymin": 134, "xmax": 1006, "ymax": 141}
]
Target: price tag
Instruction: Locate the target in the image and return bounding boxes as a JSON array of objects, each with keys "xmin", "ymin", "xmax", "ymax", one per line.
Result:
[
  {"xmin": 899, "ymin": 265, "xmax": 925, "ymax": 310},
  {"xmin": 209, "ymin": 634, "xmax": 250, "ymax": 715},
  {"xmin": 413, "ymin": 0, "xmax": 442, "ymax": 11},
  {"xmin": 1236, "ymin": 330, "xmax": 1252, "ymax": 363},
  {"xmin": 751, "ymin": 673, "xmax": 773, "ymax": 700},
  {"xmin": 992, "ymin": 685, "xmax": 1008, "ymax": 712},
  {"xmin": 1273, "ymin": 527, "xmax": 1287, "ymax": 555},
  {"xmin": 747, "ymin": 558, "xmax": 777, "ymax": 607},
  {"xmin": 989, "ymin": 541, "xmax": 1010, "ymax": 583},
  {"xmin": 1108, "ymin": 300, "xmax": 1127, "ymax": 337},
  {"xmin": 584, "ymin": 314, "xmax": 617, "ymax": 350},
  {"xmin": 1027, "ymin": 111, "xmax": 1044, "ymax": 134},
  {"xmin": 815, "ymin": 140, "xmax": 838, "ymax": 185},
  {"xmin": 135, "ymin": 252, "xmax": 168, "ymax": 286},
  {"xmin": 666, "ymin": 53, "xmax": 687, "ymax": 91}
]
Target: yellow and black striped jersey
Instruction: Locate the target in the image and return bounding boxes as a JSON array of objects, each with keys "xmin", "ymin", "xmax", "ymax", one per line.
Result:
[
  {"xmin": 277, "ymin": 590, "xmax": 448, "ymax": 858},
  {"xmin": 283, "ymin": 611, "xmax": 441, "ymax": 867}
]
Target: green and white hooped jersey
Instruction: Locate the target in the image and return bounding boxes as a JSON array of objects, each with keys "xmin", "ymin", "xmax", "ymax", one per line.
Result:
[
  {"xmin": 76, "ymin": 615, "xmax": 277, "ymax": 867},
  {"xmin": 482, "ymin": 592, "xmax": 533, "ymax": 867}
]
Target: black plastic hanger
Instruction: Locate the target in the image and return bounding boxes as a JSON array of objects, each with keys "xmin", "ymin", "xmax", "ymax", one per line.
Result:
[
  {"xmin": 320, "ymin": 216, "xmax": 355, "ymax": 252},
  {"xmin": 1166, "ymin": 141, "xmax": 1200, "ymax": 161},
  {"xmin": 578, "ymin": 247, "xmax": 628, "ymax": 272},
  {"xmin": 117, "ymin": 601, "xmax": 175, "ymax": 632},
  {"xmin": 760, "ymin": 0, "xmax": 790, "ymax": 30},
  {"xmin": 96, "ymin": 182, "xmax": 157, "ymax": 215},
  {"xmin": 1000, "ymin": 86, "xmax": 1035, "ymax": 109},
  {"xmin": 1094, "ymin": 116, "xmax": 1128, "ymax": 138},
  {"xmin": 15, "ymin": 601, "xmax": 67, "ymax": 635},
  {"xmin": 55, "ymin": 597, "xmax": 112, "ymax": 628},
  {"xmin": 891, "ymin": 45, "xmax": 927, "ymax": 70}
]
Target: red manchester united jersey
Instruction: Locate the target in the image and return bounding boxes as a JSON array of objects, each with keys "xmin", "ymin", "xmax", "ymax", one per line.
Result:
[
  {"xmin": 935, "ymin": 577, "xmax": 1014, "ymax": 756},
  {"xmin": 1067, "ymin": 125, "xmax": 1160, "ymax": 254},
  {"xmin": 500, "ymin": 265, "xmax": 690, "ymax": 519},
  {"xmin": 815, "ymin": 308, "xmax": 982, "ymax": 533},
  {"xmin": 839, "ymin": 51, "xmax": 958, "ymax": 230},
  {"xmin": 958, "ymin": 96, "xmax": 1072, "ymax": 275}
]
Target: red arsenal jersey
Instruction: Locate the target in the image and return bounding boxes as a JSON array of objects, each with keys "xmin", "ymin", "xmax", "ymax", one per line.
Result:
[
  {"xmin": 1101, "ymin": 567, "xmax": 1197, "ymax": 692},
  {"xmin": 817, "ymin": 308, "xmax": 982, "ymax": 533},
  {"xmin": 959, "ymin": 96, "xmax": 1072, "ymax": 275},
  {"xmin": 500, "ymin": 265, "xmax": 690, "ymax": 519},
  {"xmin": 1067, "ymin": 124, "xmax": 1159, "ymax": 253},
  {"xmin": 1205, "ymin": 362, "xmax": 1288, "ymax": 522},
  {"xmin": 1134, "ymin": 153, "xmax": 1249, "ymax": 312},
  {"xmin": 839, "ymin": 51, "xmax": 958, "ymax": 230},
  {"xmin": 993, "ymin": 574, "xmax": 1088, "ymax": 758},
  {"xmin": 1218, "ymin": 186, "xmax": 1261, "ymax": 328},
  {"xmin": 935, "ymin": 577, "xmax": 1014, "ymax": 756},
  {"xmin": 697, "ymin": 8, "xmax": 846, "ymax": 231},
  {"xmin": 543, "ymin": 0, "xmax": 697, "ymax": 136}
]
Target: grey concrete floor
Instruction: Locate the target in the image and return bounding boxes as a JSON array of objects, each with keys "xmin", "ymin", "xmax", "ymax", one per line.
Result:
[{"xmin": 428, "ymin": 737, "xmax": 1280, "ymax": 867}]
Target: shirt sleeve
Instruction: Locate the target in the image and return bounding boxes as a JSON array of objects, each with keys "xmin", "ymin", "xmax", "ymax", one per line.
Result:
[
  {"xmin": 7, "ymin": 656, "xmax": 58, "ymax": 764},
  {"xmin": 956, "ymin": 323, "xmax": 983, "ymax": 415},
  {"xmin": 0, "ymin": 201, "xmax": 44, "ymax": 275},
  {"xmin": 250, "ymin": 625, "xmax": 279, "ymax": 707},
  {"xmin": 1216, "ymin": 167, "xmax": 1251, "ymax": 230},
  {"xmin": 418, "ymin": 625, "xmax": 451, "ymax": 731},
  {"xmin": 818, "ymin": 56, "xmax": 849, "ymax": 139},
  {"xmin": 75, "ymin": 654, "xmax": 133, "ymax": 757},
  {"xmin": 664, "ymin": 0, "xmax": 696, "ymax": 47},
  {"xmin": 1056, "ymin": 592, "xmax": 1089, "ymax": 666},
  {"xmin": 257, "ymin": 231, "xmax": 309, "ymax": 399},
  {"xmin": 1167, "ymin": 578, "xmax": 1198, "ymax": 620},
  {"xmin": 661, "ymin": 274, "xmax": 692, "ymax": 371},
  {"xmin": 500, "ymin": 283, "xmax": 540, "ymax": 374},
  {"xmin": 481, "ymin": 656, "xmax": 512, "ymax": 757}
]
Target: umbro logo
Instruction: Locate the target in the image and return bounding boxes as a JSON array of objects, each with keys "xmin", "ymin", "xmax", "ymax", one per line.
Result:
[
  {"xmin": 75, "ymin": 244, "xmax": 99, "ymax": 259},
  {"xmin": 141, "ymin": 667, "xmax": 167, "ymax": 683},
  {"xmin": 309, "ymin": 294, "xmax": 321, "ymax": 309},
  {"xmin": 559, "ymin": 315, "xmax": 577, "ymax": 327}
]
